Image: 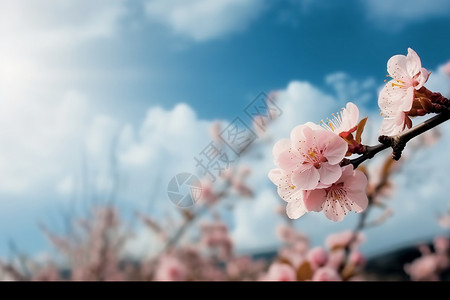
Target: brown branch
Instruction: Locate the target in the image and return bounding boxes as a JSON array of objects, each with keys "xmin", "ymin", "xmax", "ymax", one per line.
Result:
[{"xmin": 344, "ymin": 105, "xmax": 450, "ymax": 169}]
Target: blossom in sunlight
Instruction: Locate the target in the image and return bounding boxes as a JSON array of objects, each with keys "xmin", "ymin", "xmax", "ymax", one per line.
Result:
[
  {"xmin": 303, "ymin": 166, "xmax": 368, "ymax": 222},
  {"xmin": 378, "ymin": 48, "xmax": 430, "ymax": 136},
  {"xmin": 263, "ymin": 262, "xmax": 297, "ymax": 281},
  {"xmin": 270, "ymin": 122, "xmax": 348, "ymax": 191}
]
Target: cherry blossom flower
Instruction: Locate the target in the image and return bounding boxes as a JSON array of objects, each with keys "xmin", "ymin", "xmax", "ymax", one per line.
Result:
[
  {"xmin": 303, "ymin": 166, "xmax": 369, "ymax": 222},
  {"xmin": 263, "ymin": 262, "xmax": 297, "ymax": 281},
  {"xmin": 378, "ymin": 48, "xmax": 430, "ymax": 136},
  {"xmin": 320, "ymin": 102, "xmax": 359, "ymax": 136},
  {"xmin": 270, "ymin": 122, "xmax": 348, "ymax": 191},
  {"xmin": 307, "ymin": 247, "xmax": 328, "ymax": 270}
]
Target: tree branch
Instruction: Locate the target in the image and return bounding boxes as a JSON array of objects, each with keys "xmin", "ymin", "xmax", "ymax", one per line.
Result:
[{"xmin": 345, "ymin": 106, "xmax": 450, "ymax": 169}]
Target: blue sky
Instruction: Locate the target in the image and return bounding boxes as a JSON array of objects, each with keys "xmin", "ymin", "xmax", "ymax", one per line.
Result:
[{"xmin": 0, "ymin": 0, "xmax": 450, "ymax": 259}]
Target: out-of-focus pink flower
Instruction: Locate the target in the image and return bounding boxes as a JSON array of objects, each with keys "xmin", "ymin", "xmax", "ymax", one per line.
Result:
[
  {"xmin": 325, "ymin": 231, "xmax": 365, "ymax": 250},
  {"xmin": 197, "ymin": 179, "xmax": 220, "ymax": 205},
  {"xmin": 311, "ymin": 267, "xmax": 342, "ymax": 281},
  {"xmin": 278, "ymin": 248, "xmax": 305, "ymax": 269},
  {"xmin": 270, "ymin": 122, "xmax": 348, "ymax": 191},
  {"xmin": 349, "ymin": 251, "xmax": 366, "ymax": 268},
  {"xmin": 438, "ymin": 214, "xmax": 450, "ymax": 228},
  {"xmin": 434, "ymin": 236, "xmax": 450, "ymax": 254},
  {"xmin": 405, "ymin": 254, "xmax": 439, "ymax": 281},
  {"xmin": 209, "ymin": 121, "xmax": 222, "ymax": 143},
  {"xmin": 326, "ymin": 248, "xmax": 346, "ymax": 270},
  {"xmin": 154, "ymin": 255, "xmax": 187, "ymax": 281},
  {"xmin": 200, "ymin": 221, "xmax": 233, "ymax": 259},
  {"xmin": 321, "ymin": 102, "xmax": 359, "ymax": 135},
  {"xmin": 307, "ymin": 247, "xmax": 328, "ymax": 270},
  {"xmin": 378, "ymin": 48, "xmax": 430, "ymax": 136},
  {"xmin": 263, "ymin": 262, "xmax": 297, "ymax": 281},
  {"xmin": 442, "ymin": 60, "xmax": 450, "ymax": 78},
  {"xmin": 303, "ymin": 166, "xmax": 368, "ymax": 222}
]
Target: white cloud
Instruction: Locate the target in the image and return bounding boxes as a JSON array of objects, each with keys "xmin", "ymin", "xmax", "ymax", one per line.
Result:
[
  {"xmin": 144, "ymin": 0, "xmax": 267, "ymax": 41},
  {"xmin": 362, "ymin": 0, "xmax": 450, "ymax": 30}
]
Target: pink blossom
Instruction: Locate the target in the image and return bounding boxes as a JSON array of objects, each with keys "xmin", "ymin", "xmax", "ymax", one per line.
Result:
[
  {"xmin": 307, "ymin": 247, "xmax": 328, "ymax": 270},
  {"xmin": 311, "ymin": 267, "xmax": 342, "ymax": 281},
  {"xmin": 438, "ymin": 214, "xmax": 450, "ymax": 228},
  {"xmin": 405, "ymin": 255, "xmax": 439, "ymax": 281},
  {"xmin": 263, "ymin": 262, "xmax": 297, "ymax": 281},
  {"xmin": 433, "ymin": 236, "xmax": 450, "ymax": 254},
  {"xmin": 270, "ymin": 122, "xmax": 348, "ymax": 191},
  {"xmin": 326, "ymin": 248, "xmax": 346, "ymax": 270},
  {"xmin": 379, "ymin": 48, "xmax": 430, "ymax": 136},
  {"xmin": 197, "ymin": 179, "xmax": 219, "ymax": 205},
  {"xmin": 154, "ymin": 255, "xmax": 187, "ymax": 281},
  {"xmin": 320, "ymin": 102, "xmax": 359, "ymax": 135},
  {"xmin": 442, "ymin": 60, "xmax": 450, "ymax": 78},
  {"xmin": 349, "ymin": 251, "xmax": 366, "ymax": 267},
  {"xmin": 303, "ymin": 166, "xmax": 369, "ymax": 222}
]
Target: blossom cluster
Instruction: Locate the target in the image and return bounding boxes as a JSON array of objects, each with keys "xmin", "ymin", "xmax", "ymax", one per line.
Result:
[
  {"xmin": 269, "ymin": 48, "xmax": 445, "ymax": 222},
  {"xmin": 268, "ymin": 102, "xmax": 369, "ymax": 221}
]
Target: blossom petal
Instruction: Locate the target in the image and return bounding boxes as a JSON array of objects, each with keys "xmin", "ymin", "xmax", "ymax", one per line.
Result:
[
  {"xmin": 291, "ymin": 167, "xmax": 320, "ymax": 190},
  {"xmin": 346, "ymin": 190, "xmax": 368, "ymax": 213},
  {"xmin": 406, "ymin": 48, "xmax": 422, "ymax": 79},
  {"xmin": 286, "ymin": 198, "xmax": 307, "ymax": 219},
  {"xmin": 345, "ymin": 170, "xmax": 369, "ymax": 212},
  {"xmin": 304, "ymin": 189, "xmax": 326, "ymax": 212},
  {"xmin": 387, "ymin": 54, "xmax": 410, "ymax": 82},
  {"xmin": 323, "ymin": 199, "xmax": 346, "ymax": 222},
  {"xmin": 321, "ymin": 133, "xmax": 348, "ymax": 165},
  {"xmin": 379, "ymin": 114, "xmax": 404, "ymax": 136},
  {"xmin": 272, "ymin": 138, "xmax": 291, "ymax": 158},
  {"xmin": 415, "ymin": 67, "xmax": 430, "ymax": 90},
  {"xmin": 268, "ymin": 169, "xmax": 304, "ymax": 202},
  {"xmin": 318, "ymin": 163, "xmax": 342, "ymax": 185}
]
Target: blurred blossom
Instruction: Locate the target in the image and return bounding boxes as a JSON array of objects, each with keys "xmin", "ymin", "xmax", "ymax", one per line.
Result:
[
  {"xmin": 307, "ymin": 247, "xmax": 328, "ymax": 270},
  {"xmin": 443, "ymin": 61, "xmax": 450, "ymax": 78},
  {"xmin": 311, "ymin": 267, "xmax": 342, "ymax": 281},
  {"xmin": 433, "ymin": 236, "xmax": 450, "ymax": 254},
  {"xmin": 349, "ymin": 251, "xmax": 366, "ymax": 268},
  {"xmin": 262, "ymin": 262, "xmax": 296, "ymax": 281},
  {"xmin": 154, "ymin": 255, "xmax": 187, "ymax": 281},
  {"xmin": 326, "ymin": 248, "xmax": 346, "ymax": 270},
  {"xmin": 209, "ymin": 121, "xmax": 222, "ymax": 144},
  {"xmin": 404, "ymin": 255, "xmax": 439, "ymax": 281},
  {"xmin": 197, "ymin": 179, "xmax": 220, "ymax": 205}
]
